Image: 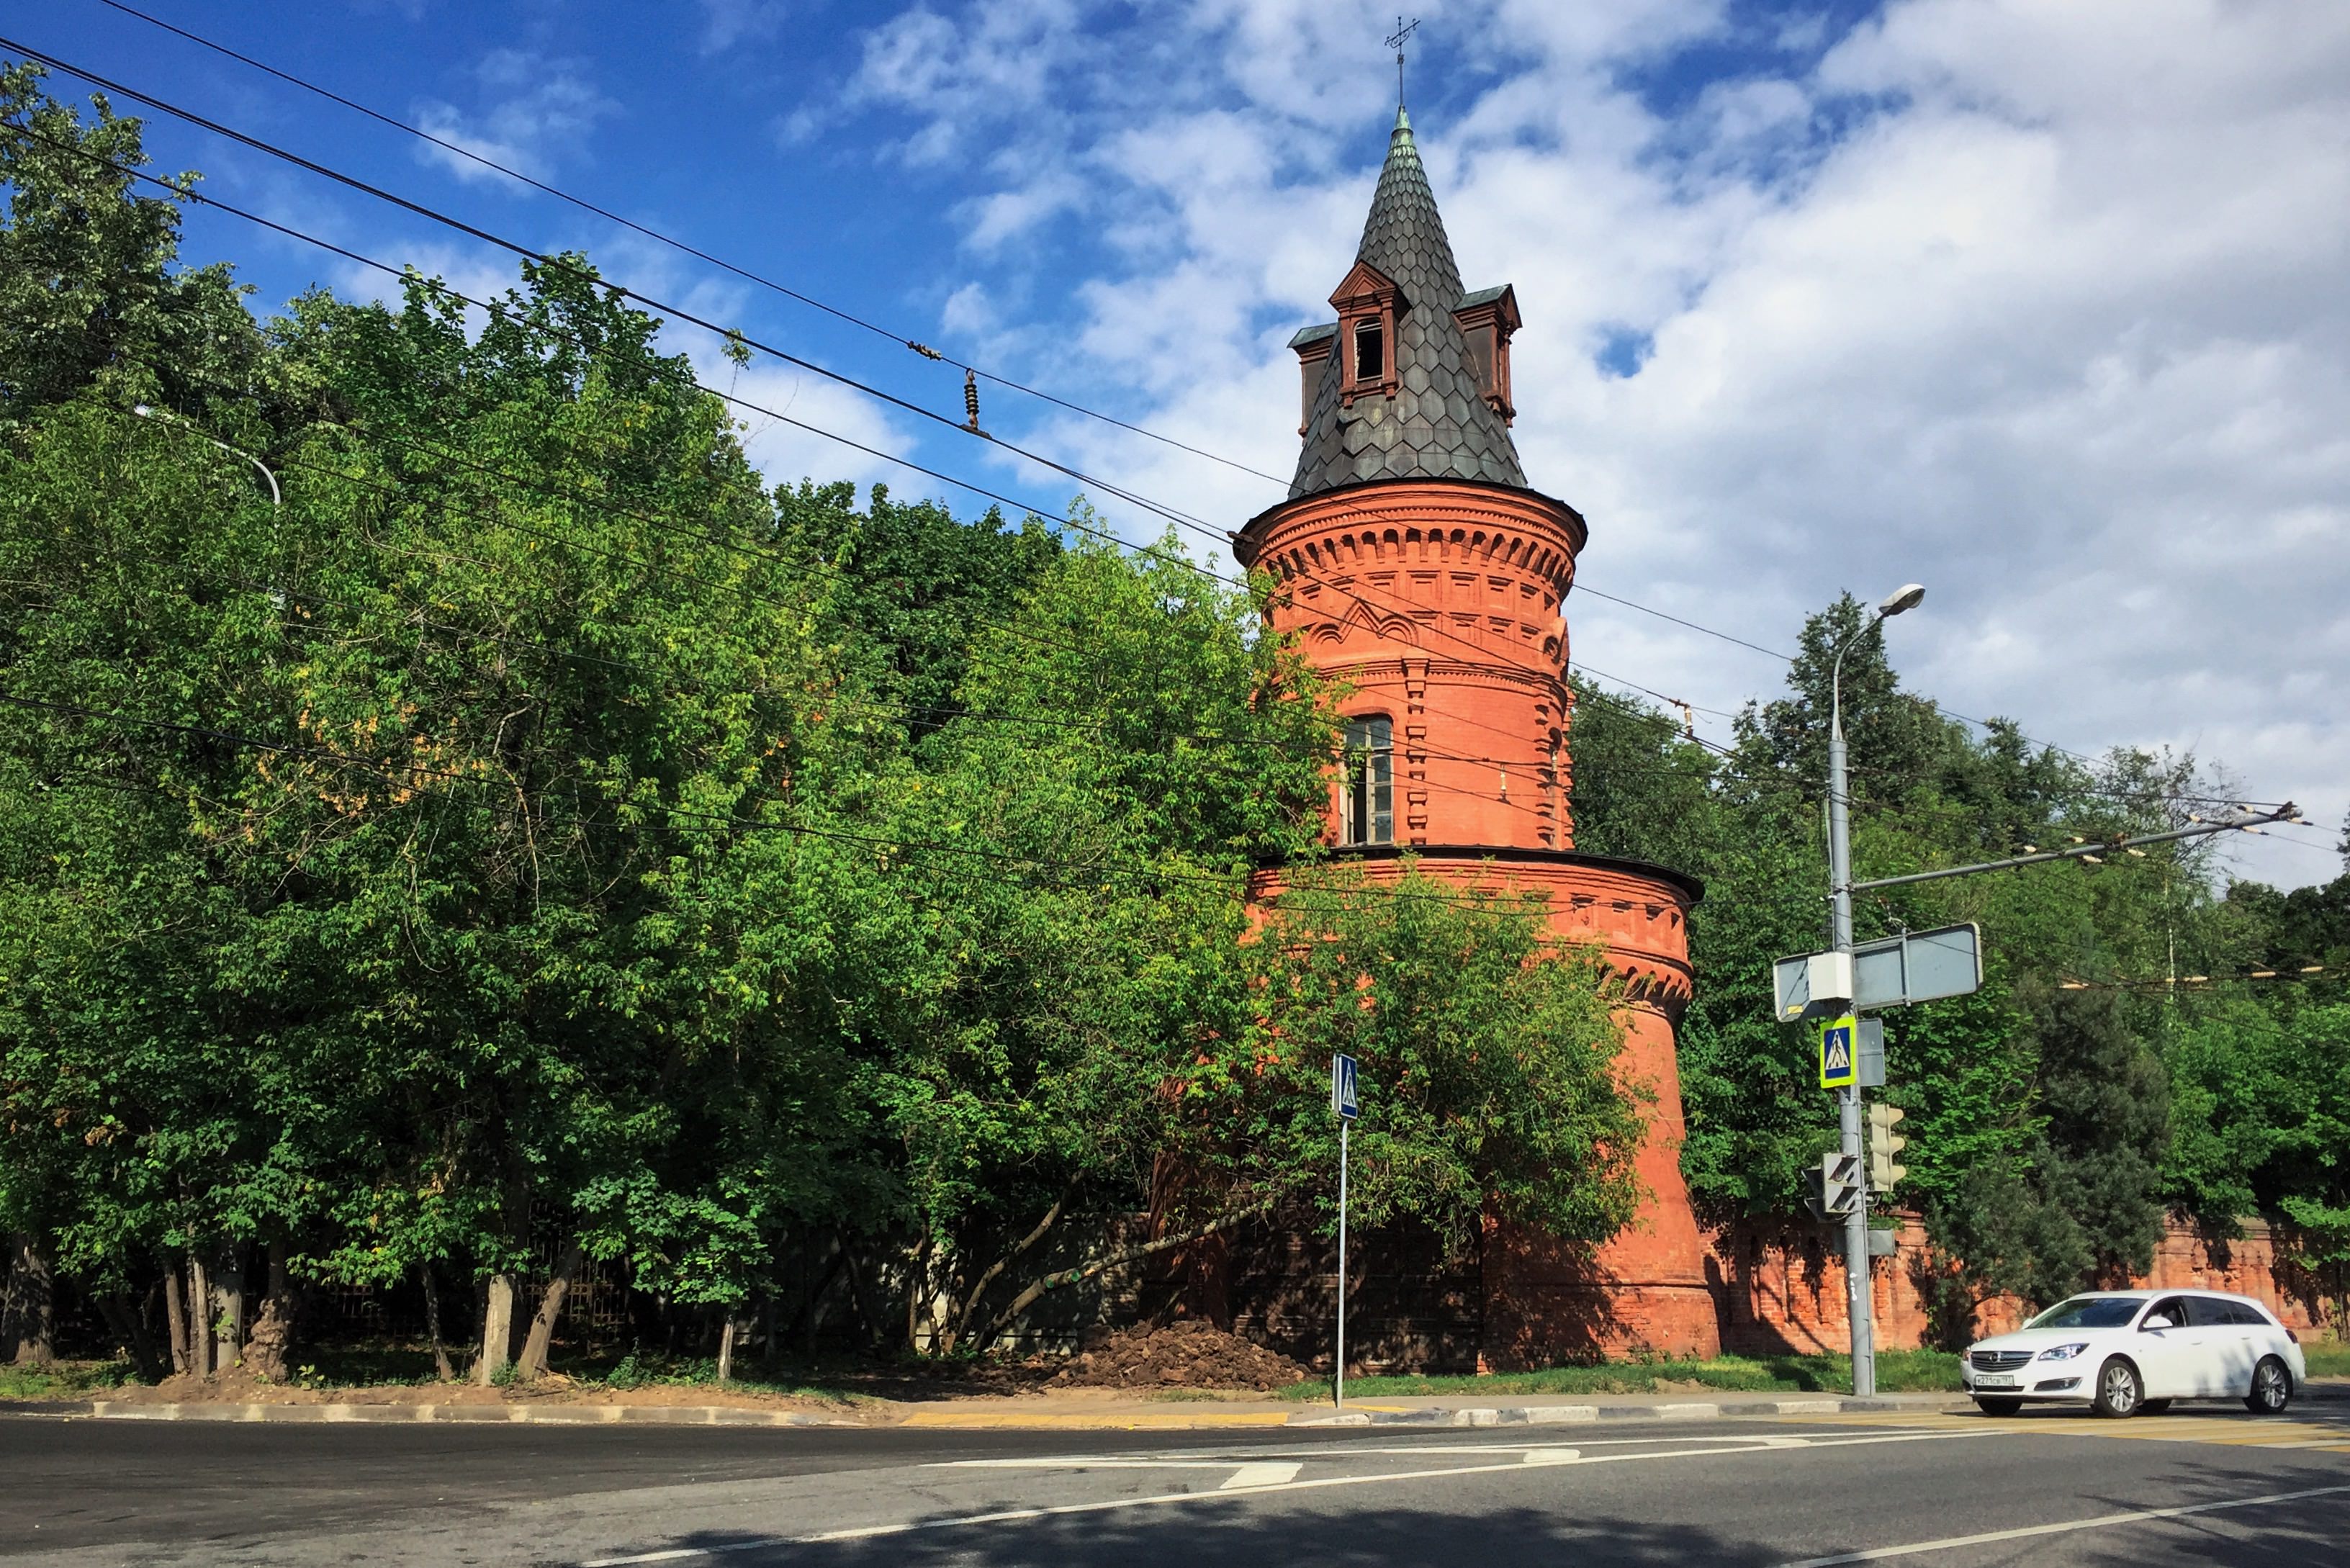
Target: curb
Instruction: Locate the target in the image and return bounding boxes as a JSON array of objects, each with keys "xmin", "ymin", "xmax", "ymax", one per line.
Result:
[
  {"xmin": 0, "ymin": 1394, "xmax": 1944, "ymax": 1430},
  {"xmin": 1285, "ymin": 1396, "xmax": 1952, "ymax": 1428},
  {"xmin": 10, "ymin": 1384, "xmax": 2329, "ymax": 1431},
  {"xmin": 0, "ymin": 1400, "xmax": 860, "ymax": 1427}
]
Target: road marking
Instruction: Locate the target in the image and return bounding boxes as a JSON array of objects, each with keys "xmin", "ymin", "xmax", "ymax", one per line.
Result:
[
  {"xmin": 1221, "ymin": 1461, "xmax": 1303, "ymax": 1488},
  {"xmin": 932, "ymin": 1433, "xmax": 1840, "ymax": 1468},
  {"xmin": 896, "ymin": 1409, "xmax": 1292, "ymax": 1429},
  {"xmin": 576, "ymin": 1427, "xmax": 1999, "ymax": 1566},
  {"xmin": 932, "ymin": 1457, "xmax": 1303, "ymax": 1489},
  {"xmin": 1797, "ymin": 1409, "xmax": 2350, "ymax": 1448},
  {"xmin": 1775, "ymin": 1482, "xmax": 2350, "ymax": 1565}
]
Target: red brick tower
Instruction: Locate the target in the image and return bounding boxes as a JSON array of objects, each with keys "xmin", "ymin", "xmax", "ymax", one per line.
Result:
[{"xmin": 1238, "ymin": 108, "xmax": 1719, "ymax": 1361}]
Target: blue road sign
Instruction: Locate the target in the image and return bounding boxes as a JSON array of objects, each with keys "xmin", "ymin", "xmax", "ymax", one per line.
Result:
[
  {"xmin": 1819, "ymin": 1016, "xmax": 1858, "ymax": 1090},
  {"xmin": 1331, "ymin": 1053, "xmax": 1360, "ymax": 1120}
]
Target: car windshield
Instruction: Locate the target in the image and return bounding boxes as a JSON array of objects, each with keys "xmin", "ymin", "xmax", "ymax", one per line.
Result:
[{"xmin": 2025, "ymin": 1296, "xmax": 2143, "ymax": 1330}]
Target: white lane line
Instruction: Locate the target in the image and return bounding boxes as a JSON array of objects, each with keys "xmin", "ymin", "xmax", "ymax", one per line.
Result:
[
  {"xmin": 1775, "ymin": 1483, "xmax": 2350, "ymax": 1566},
  {"xmin": 575, "ymin": 1427, "xmax": 1999, "ymax": 1566},
  {"xmin": 930, "ymin": 1431, "xmax": 1907, "ymax": 1468}
]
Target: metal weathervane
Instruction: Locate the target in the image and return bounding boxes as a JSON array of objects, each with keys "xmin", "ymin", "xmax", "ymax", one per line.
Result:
[{"xmin": 1387, "ymin": 16, "xmax": 1421, "ymax": 109}]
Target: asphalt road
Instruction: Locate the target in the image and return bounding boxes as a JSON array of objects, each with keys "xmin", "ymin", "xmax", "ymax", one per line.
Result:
[{"xmin": 6, "ymin": 1403, "xmax": 2349, "ymax": 1566}]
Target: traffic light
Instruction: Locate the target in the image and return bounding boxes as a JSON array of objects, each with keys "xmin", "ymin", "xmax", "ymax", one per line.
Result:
[
  {"xmin": 1806, "ymin": 1151, "xmax": 1864, "ymax": 1220},
  {"xmin": 1868, "ymin": 1102, "xmax": 1909, "ymax": 1190}
]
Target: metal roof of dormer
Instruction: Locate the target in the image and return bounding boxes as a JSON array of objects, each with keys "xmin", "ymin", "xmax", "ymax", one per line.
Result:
[{"xmin": 1289, "ymin": 108, "xmax": 1526, "ymax": 499}]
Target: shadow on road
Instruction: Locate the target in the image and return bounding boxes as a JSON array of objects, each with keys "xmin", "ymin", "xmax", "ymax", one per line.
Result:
[
  {"xmin": 605, "ymin": 1466, "xmax": 2350, "ymax": 1568},
  {"xmin": 631, "ymin": 1505, "xmax": 1779, "ymax": 1567}
]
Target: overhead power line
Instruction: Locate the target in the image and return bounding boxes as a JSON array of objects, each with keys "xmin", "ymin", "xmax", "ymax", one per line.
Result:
[
  {"xmin": 86, "ymin": 0, "xmax": 1295, "ymax": 492},
  {"xmin": 66, "ymin": 388, "xmax": 1582, "ymax": 833},
  {"xmin": 2058, "ymin": 964, "xmax": 2333, "ymax": 991},
  {"xmin": 6, "ymin": 46, "xmax": 2256, "ymax": 828},
  {"xmin": 24, "ymin": 21, "xmax": 2296, "ymax": 808},
  {"xmin": 0, "ymin": 685, "xmax": 1629, "ymax": 916},
  {"xmin": 3, "ymin": 81, "xmax": 2292, "ymax": 847},
  {"xmin": 0, "ymin": 108, "xmax": 1685, "ymax": 780}
]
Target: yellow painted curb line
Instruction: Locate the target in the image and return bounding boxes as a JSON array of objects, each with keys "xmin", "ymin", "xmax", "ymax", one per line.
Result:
[{"xmin": 897, "ymin": 1410, "xmax": 1294, "ymax": 1430}]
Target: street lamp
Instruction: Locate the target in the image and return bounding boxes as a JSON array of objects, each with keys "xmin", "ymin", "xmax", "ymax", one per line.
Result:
[
  {"xmin": 133, "ymin": 404, "xmax": 282, "ymax": 508},
  {"xmin": 1826, "ymin": 581, "xmax": 1922, "ymax": 1401},
  {"xmin": 135, "ymin": 403, "xmax": 286, "ymax": 610}
]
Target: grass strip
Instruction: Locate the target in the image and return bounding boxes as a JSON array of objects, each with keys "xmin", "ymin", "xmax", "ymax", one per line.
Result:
[{"xmin": 1272, "ymin": 1348, "xmax": 1966, "ymax": 1402}]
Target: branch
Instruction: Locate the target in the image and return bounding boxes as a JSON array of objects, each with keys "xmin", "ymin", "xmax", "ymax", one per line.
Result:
[
  {"xmin": 944, "ymin": 1180, "xmax": 1077, "ymax": 1355},
  {"xmin": 972, "ymin": 1198, "xmax": 1273, "ymax": 1350}
]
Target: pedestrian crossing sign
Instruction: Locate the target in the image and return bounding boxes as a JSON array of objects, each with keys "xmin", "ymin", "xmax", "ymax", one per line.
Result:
[{"xmin": 1819, "ymin": 1015, "xmax": 1858, "ymax": 1089}]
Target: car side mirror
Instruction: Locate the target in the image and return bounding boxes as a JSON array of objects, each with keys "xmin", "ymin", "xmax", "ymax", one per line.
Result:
[{"xmin": 2140, "ymin": 1317, "xmax": 2172, "ymax": 1331}]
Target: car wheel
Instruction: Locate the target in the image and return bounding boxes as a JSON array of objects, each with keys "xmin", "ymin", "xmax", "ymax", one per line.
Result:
[
  {"xmin": 2139, "ymin": 1399, "xmax": 2172, "ymax": 1415},
  {"xmin": 1973, "ymin": 1397, "xmax": 2023, "ymax": 1416},
  {"xmin": 2244, "ymin": 1356, "xmax": 2292, "ymax": 1415},
  {"xmin": 2090, "ymin": 1356, "xmax": 2143, "ymax": 1418}
]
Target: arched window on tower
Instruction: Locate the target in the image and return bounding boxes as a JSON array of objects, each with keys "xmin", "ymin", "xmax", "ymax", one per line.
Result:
[{"xmin": 1343, "ymin": 716, "xmax": 1394, "ymax": 845}]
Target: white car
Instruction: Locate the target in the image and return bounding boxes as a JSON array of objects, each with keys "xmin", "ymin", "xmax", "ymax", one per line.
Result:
[{"xmin": 1963, "ymin": 1289, "xmax": 2306, "ymax": 1418}]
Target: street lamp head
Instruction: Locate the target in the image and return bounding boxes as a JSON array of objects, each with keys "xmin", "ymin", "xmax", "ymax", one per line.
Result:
[{"xmin": 1877, "ymin": 583, "xmax": 1925, "ymax": 619}]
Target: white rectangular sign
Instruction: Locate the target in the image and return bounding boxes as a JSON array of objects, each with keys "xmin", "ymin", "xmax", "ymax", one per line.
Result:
[{"xmin": 1775, "ymin": 924, "xmax": 1983, "ymax": 1019}]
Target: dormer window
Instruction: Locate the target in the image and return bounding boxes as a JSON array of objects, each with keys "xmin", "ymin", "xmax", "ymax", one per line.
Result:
[
  {"xmin": 1453, "ymin": 284, "xmax": 1521, "ymax": 424},
  {"xmin": 1328, "ymin": 259, "xmax": 1403, "ymax": 406}
]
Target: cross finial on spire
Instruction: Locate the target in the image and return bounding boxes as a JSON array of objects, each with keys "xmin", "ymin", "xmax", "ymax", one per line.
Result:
[{"xmin": 1387, "ymin": 15, "xmax": 1420, "ymax": 111}]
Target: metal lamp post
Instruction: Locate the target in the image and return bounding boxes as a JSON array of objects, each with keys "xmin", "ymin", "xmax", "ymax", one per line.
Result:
[
  {"xmin": 135, "ymin": 403, "xmax": 284, "ymax": 607},
  {"xmin": 1827, "ymin": 581, "xmax": 1922, "ymax": 1399},
  {"xmin": 135, "ymin": 404, "xmax": 282, "ymax": 508}
]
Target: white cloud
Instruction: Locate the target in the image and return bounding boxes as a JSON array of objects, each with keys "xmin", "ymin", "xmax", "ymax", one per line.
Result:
[
  {"xmin": 412, "ymin": 52, "xmax": 618, "ymax": 186},
  {"xmin": 819, "ymin": 0, "xmax": 2350, "ymax": 886},
  {"xmin": 693, "ymin": 353, "xmax": 921, "ymax": 499},
  {"xmin": 699, "ymin": 0, "xmax": 793, "ymax": 55}
]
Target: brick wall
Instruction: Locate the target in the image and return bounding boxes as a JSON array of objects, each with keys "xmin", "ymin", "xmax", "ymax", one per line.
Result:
[{"xmin": 1706, "ymin": 1214, "xmax": 2340, "ymax": 1354}]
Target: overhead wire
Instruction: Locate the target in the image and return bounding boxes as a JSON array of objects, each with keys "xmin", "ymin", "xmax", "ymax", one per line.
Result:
[
  {"xmin": 0, "ymin": 111, "xmax": 1652, "ymax": 800},
  {"xmin": 24, "ymin": 22, "xmax": 2303, "ymax": 816},
  {"xmin": 58, "ymin": 387, "xmax": 1578, "ymax": 831},
  {"xmin": 1, "ymin": 71, "xmax": 2288, "ymax": 850},
  {"xmin": 84, "ymin": 0, "xmax": 1293, "ymax": 492}
]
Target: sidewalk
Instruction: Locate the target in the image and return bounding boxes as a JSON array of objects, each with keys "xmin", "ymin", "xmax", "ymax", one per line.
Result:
[
  {"xmin": 6, "ymin": 1380, "xmax": 2336, "ymax": 1433},
  {"xmin": 0, "ymin": 1388, "xmax": 1971, "ymax": 1430}
]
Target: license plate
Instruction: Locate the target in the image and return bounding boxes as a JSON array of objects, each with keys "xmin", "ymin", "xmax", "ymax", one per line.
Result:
[{"xmin": 1975, "ymin": 1375, "xmax": 2017, "ymax": 1389}]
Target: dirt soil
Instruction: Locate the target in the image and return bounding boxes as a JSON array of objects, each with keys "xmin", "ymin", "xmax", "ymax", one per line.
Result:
[{"xmin": 1046, "ymin": 1320, "xmax": 1307, "ymax": 1392}]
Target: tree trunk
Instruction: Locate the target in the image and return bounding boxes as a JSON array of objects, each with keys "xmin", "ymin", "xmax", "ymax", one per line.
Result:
[
  {"xmin": 477, "ymin": 1272, "xmax": 518, "ymax": 1385},
  {"xmin": 793, "ymin": 1239, "xmax": 845, "ymax": 1356},
  {"xmin": 839, "ymin": 1232, "xmax": 883, "ymax": 1350},
  {"xmin": 974, "ymin": 1201, "xmax": 1271, "ymax": 1350},
  {"xmin": 513, "ymin": 1241, "xmax": 582, "ymax": 1381},
  {"xmin": 2, "ymin": 1234, "xmax": 55, "ymax": 1366},
  {"xmin": 717, "ymin": 1313, "xmax": 737, "ymax": 1384},
  {"xmin": 943, "ymin": 1186, "xmax": 1073, "ymax": 1356},
  {"xmin": 186, "ymin": 1253, "xmax": 213, "ymax": 1377},
  {"xmin": 99, "ymin": 1289, "xmax": 164, "ymax": 1382},
  {"xmin": 419, "ymin": 1263, "xmax": 454, "ymax": 1381},
  {"xmin": 904, "ymin": 1234, "xmax": 932, "ymax": 1356},
  {"xmin": 244, "ymin": 1244, "xmax": 300, "ymax": 1384},
  {"xmin": 211, "ymin": 1246, "xmax": 247, "ymax": 1374},
  {"xmin": 159, "ymin": 1257, "xmax": 189, "ymax": 1377}
]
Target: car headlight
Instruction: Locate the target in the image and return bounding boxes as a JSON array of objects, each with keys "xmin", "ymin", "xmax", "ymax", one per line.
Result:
[{"xmin": 2037, "ymin": 1343, "xmax": 2089, "ymax": 1361}]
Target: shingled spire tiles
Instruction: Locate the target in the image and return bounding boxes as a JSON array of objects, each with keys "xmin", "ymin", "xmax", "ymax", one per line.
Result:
[{"xmin": 1290, "ymin": 108, "xmax": 1527, "ymax": 498}]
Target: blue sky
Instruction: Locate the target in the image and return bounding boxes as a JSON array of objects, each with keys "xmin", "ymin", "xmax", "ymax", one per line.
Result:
[{"xmin": 11, "ymin": 0, "xmax": 2349, "ymax": 890}]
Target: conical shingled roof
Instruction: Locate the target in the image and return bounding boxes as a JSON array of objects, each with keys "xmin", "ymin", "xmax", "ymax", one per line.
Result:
[{"xmin": 1289, "ymin": 109, "xmax": 1526, "ymax": 498}]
